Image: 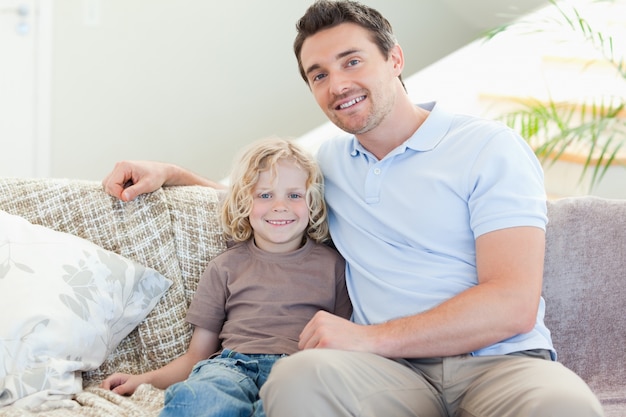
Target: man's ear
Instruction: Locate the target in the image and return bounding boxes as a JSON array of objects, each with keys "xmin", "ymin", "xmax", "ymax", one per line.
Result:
[{"xmin": 389, "ymin": 44, "xmax": 404, "ymax": 77}]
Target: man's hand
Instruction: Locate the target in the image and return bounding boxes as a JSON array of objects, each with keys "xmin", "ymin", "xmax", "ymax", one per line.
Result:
[
  {"xmin": 102, "ymin": 160, "xmax": 172, "ymax": 202},
  {"xmin": 102, "ymin": 160, "xmax": 227, "ymax": 201},
  {"xmin": 299, "ymin": 310, "xmax": 374, "ymax": 352}
]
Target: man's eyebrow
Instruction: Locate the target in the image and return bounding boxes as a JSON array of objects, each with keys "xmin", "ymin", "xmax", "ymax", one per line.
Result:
[
  {"xmin": 304, "ymin": 49, "xmax": 361, "ymax": 78},
  {"xmin": 305, "ymin": 63, "xmax": 321, "ymax": 78}
]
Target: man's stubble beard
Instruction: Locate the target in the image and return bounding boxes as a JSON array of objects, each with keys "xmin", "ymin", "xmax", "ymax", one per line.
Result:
[{"xmin": 327, "ymin": 86, "xmax": 395, "ymax": 136}]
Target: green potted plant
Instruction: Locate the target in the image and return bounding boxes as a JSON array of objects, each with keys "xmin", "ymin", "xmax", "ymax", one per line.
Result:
[{"xmin": 484, "ymin": 0, "xmax": 625, "ymax": 192}]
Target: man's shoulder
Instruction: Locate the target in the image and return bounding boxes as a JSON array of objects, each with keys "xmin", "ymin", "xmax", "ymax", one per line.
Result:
[
  {"xmin": 317, "ymin": 133, "xmax": 354, "ymax": 168},
  {"xmin": 318, "ymin": 132, "xmax": 353, "ymax": 152}
]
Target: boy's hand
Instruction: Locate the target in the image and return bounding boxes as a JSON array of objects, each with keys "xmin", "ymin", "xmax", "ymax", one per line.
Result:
[{"xmin": 100, "ymin": 372, "xmax": 145, "ymax": 396}]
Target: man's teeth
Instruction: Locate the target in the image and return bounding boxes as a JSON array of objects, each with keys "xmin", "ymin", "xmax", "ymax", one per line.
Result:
[{"xmin": 339, "ymin": 96, "xmax": 364, "ymax": 109}]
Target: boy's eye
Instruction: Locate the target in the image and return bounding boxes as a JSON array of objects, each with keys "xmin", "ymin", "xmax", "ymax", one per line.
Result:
[
  {"xmin": 259, "ymin": 193, "xmax": 271, "ymax": 199},
  {"xmin": 289, "ymin": 193, "xmax": 303, "ymax": 199}
]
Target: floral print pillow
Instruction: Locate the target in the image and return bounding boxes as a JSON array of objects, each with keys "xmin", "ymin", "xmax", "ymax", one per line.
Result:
[{"xmin": 0, "ymin": 210, "xmax": 172, "ymax": 408}]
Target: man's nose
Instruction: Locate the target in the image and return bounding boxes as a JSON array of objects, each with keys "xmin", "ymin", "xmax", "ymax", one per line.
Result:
[{"xmin": 329, "ymin": 72, "xmax": 350, "ymax": 96}]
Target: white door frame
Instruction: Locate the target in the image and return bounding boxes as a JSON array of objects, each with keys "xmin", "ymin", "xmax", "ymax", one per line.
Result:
[
  {"xmin": 35, "ymin": 0, "xmax": 52, "ymax": 177},
  {"xmin": 0, "ymin": 0, "xmax": 52, "ymax": 178}
]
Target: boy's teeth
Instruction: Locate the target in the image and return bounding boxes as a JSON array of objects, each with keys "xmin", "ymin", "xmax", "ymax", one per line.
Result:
[{"xmin": 268, "ymin": 220, "xmax": 290, "ymax": 225}]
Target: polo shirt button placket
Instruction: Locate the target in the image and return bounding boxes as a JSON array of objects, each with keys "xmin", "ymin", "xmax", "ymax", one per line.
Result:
[{"xmin": 365, "ymin": 165, "xmax": 384, "ymax": 204}]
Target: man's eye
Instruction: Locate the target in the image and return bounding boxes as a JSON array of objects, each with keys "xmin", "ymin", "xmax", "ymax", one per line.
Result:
[
  {"xmin": 312, "ymin": 73, "xmax": 326, "ymax": 82},
  {"xmin": 347, "ymin": 59, "xmax": 360, "ymax": 67}
]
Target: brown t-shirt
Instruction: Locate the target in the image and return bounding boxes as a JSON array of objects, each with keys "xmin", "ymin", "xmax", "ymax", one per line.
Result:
[{"xmin": 185, "ymin": 237, "xmax": 352, "ymax": 355}]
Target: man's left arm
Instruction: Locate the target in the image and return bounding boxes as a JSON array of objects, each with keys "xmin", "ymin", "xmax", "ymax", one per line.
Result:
[{"xmin": 299, "ymin": 226, "xmax": 545, "ymax": 358}]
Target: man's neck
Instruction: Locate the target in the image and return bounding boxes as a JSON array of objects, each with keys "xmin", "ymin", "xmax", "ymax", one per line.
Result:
[{"xmin": 357, "ymin": 99, "xmax": 430, "ymax": 160}]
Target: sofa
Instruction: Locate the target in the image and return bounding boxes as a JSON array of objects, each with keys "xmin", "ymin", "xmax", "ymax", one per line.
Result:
[{"xmin": 0, "ymin": 177, "xmax": 624, "ymax": 417}]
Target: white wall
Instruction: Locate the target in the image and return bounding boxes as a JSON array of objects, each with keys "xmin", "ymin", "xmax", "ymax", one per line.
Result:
[{"xmin": 49, "ymin": 0, "xmax": 546, "ymax": 181}]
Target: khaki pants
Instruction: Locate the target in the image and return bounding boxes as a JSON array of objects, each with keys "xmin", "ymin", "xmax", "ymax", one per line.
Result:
[{"xmin": 260, "ymin": 349, "xmax": 604, "ymax": 417}]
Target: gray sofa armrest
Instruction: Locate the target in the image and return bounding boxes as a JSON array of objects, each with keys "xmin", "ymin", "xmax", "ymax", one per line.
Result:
[{"xmin": 544, "ymin": 196, "xmax": 626, "ymax": 415}]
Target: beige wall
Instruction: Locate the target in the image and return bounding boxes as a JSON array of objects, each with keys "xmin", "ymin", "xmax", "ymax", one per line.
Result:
[{"xmin": 49, "ymin": 0, "xmax": 545, "ymax": 181}]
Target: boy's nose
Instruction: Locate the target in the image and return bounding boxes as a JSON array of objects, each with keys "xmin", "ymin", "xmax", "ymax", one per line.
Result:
[{"xmin": 272, "ymin": 199, "xmax": 288, "ymax": 211}]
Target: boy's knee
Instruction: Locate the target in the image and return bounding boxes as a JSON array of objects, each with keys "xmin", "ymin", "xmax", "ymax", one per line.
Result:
[{"xmin": 163, "ymin": 380, "xmax": 200, "ymax": 406}]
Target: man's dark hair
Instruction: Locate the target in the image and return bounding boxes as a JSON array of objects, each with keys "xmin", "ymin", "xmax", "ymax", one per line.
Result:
[{"xmin": 294, "ymin": 0, "xmax": 403, "ymax": 87}]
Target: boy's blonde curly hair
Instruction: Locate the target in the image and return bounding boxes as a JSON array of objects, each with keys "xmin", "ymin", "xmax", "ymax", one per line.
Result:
[{"xmin": 221, "ymin": 137, "xmax": 329, "ymax": 243}]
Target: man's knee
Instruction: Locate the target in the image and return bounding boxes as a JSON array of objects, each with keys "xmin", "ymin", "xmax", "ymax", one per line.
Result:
[
  {"xmin": 260, "ymin": 350, "xmax": 354, "ymax": 417},
  {"xmin": 528, "ymin": 377, "xmax": 604, "ymax": 417},
  {"xmin": 263, "ymin": 350, "xmax": 333, "ymax": 393},
  {"xmin": 524, "ymin": 361, "xmax": 604, "ymax": 416},
  {"xmin": 462, "ymin": 358, "xmax": 605, "ymax": 417}
]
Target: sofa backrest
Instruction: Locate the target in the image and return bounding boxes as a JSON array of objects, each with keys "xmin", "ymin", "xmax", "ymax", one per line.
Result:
[
  {"xmin": 544, "ymin": 196, "xmax": 626, "ymax": 403},
  {"xmin": 0, "ymin": 178, "xmax": 226, "ymax": 386},
  {"xmin": 2, "ymin": 178, "xmax": 623, "ymax": 400}
]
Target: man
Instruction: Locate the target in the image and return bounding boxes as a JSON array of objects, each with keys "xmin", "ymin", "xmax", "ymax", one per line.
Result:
[{"xmin": 103, "ymin": 1, "xmax": 604, "ymax": 416}]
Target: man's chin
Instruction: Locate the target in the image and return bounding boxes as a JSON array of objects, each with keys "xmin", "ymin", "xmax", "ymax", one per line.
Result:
[{"xmin": 329, "ymin": 118, "xmax": 363, "ymax": 135}]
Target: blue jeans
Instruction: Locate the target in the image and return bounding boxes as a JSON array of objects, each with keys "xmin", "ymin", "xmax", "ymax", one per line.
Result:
[{"xmin": 159, "ymin": 349, "xmax": 286, "ymax": 417}]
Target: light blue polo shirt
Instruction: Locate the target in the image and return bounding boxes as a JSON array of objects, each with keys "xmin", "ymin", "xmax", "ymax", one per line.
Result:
[{"xmin": 317, "ymin": 102, "xmax": 554, "ymax": 358}]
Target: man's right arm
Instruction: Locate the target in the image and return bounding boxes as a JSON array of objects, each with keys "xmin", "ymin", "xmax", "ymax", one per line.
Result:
[{"xmin": 102, "ymin": 160, "xmax": 227, "ymax": 202}]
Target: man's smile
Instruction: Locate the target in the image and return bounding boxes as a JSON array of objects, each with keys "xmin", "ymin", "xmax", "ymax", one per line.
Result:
[{"xmin": 336, "ymin": 95, "xmax": 366, "ymax": 110}]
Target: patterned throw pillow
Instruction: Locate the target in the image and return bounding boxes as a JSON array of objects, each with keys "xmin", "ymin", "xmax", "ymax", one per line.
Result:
[{"xmin": 0, "ymin": 210, "xmax": 172, "ymax": 409}]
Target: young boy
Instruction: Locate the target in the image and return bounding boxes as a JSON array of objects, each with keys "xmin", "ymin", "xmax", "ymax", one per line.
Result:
[{"xmin": 100, "ymin": 137, "xmax": 351, "ymax": 417}]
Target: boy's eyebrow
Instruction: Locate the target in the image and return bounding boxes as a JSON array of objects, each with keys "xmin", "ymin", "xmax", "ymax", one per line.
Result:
[
  {"xmin": 304, "ymin": 48, "xmax": 361, "ymax": 78},
  {"xmin": 287, "ymin": 186, "xmax": 307, "ymax": 192},
  {"xmin": 253, "ymin": 187, "xmax": 272, "ymax": 193}
]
